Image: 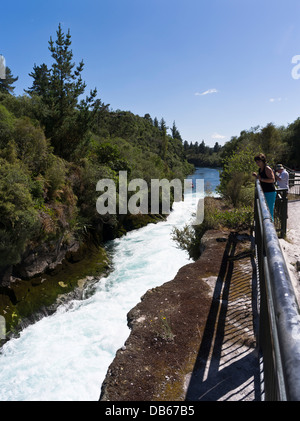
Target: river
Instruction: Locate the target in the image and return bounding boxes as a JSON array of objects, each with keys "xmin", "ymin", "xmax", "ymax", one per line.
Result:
[{"xmin": 0, "ymin": 167, "xmax": 220, "ymax": 401}]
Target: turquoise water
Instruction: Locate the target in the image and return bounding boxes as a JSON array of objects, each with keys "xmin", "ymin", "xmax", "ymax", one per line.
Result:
[{"xmin": 0, "ymin": 168, "xmax": 220, "ymax": 401}]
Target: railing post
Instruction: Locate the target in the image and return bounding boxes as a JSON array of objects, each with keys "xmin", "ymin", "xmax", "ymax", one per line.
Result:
[
  {"xmin": 281, "ymin": 189, "xmax": 287, "ymax": 238},
  {"xmin": 275, "ymin": 188, "xmax": 288, "ymax": 238}
]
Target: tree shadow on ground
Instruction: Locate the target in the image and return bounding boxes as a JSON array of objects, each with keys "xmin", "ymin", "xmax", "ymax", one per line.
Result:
[{"xmin": 185, "ymin": 232, "xmax": 262, "ymax": 401}]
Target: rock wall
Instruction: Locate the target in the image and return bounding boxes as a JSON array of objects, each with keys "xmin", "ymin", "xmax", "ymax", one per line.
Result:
[{"xmin": 0, "ymin": 240, "xmax": 110, "ymax": 340}]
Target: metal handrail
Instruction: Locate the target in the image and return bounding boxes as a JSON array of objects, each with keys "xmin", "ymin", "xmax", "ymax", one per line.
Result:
[
  {"xmin": 289, "ymin": 174, "xmax": 300, "ymax": 197},
  {"xmin": 254, "ymin": 180, "xmax": 300, "ymax": 400}
]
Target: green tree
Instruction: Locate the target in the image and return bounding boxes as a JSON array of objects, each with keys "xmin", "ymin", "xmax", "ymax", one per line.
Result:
[
  {"xmin": 159, "ymin": 118, "xmax": 167, "ymax": 134},
  {"xmin": 217, "ymin": 146, "xmax": 257, "ymax": 206},
  {"xmin": 27, "ymin": 23, "xmax": 98, "ymax": 159},
  {"xmin": 0, "ymin": 104, "xmax": 15, "ymax": 148},
  {"xmin": 153, "ymin": 117, "xmax": 159, "ymax": 128},
  {"xmin": 13, "ymin": 117, "xmax": 49, "ymax": 174},
  {"xmin": 0, "ymin": 67, "xmax": 18, "ymax": 95},
  {"xmin": 48, "ymin": 24, "xmax": 87, "ymax": 112},
  {"xmin": 198, "ymin": 140, "xmax": 206, "ymax": 154},
  {"xmin": 26, "ymin": 63, "xmax": 50, "ymax": 97},
  {"xmin": 0, "ymin": 159, "xmax": 39, "ymax": 267},
  {"xmin": 183, "ymin": 140, "xmax": 189, "ymax": 151},
  {"xmin": 144, "ymin": 113, "xmax": 153, "ymax": 124},
  {"xmin": 159, "ymin": 118, "xmax": 168, "ymax": 160},
  {"xmin": 171, "ymin": 121, "xmax": 182, "ymax": 141},
  {"xmin": 285, "ymin": 118, "xmax": 300, "ymax": 168},
  {"xmin": 213, "ymin": 142, "xmax": 221, "ymax": 153},
  {"xmin": 258, "ymin": 123, "xmax": 286, "ymax": 163}
]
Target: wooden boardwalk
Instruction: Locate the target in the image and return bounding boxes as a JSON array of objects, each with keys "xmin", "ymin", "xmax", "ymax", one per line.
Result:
[
  {"xmin": 185, "ymin": 233, "xmax": 262, "ymax": 401},
  {"xmin": 279, "ymin": 200, "xmax": 300, "ymax": 304},
  {"xmin": 185, "ymin": 189, "xmax": 300, "ymax": 401},
  {"xmin": 185, "ymin": 198, "xmax": 299, "ymax": 401}
]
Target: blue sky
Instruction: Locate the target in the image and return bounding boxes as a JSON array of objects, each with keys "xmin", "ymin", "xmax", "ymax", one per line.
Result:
[{"xmin": 1, "ymin": 0, "xmax": 300, "ymax": 146}]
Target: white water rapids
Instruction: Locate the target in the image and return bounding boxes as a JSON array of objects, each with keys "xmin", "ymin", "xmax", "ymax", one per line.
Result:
[{"xmin": 0, "ymin": 168, "xmax": 220, "ymax": 401}]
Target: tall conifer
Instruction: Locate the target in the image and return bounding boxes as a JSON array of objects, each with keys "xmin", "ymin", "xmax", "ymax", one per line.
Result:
[
  {"xmin": 0, "ymin": 67, "xmax": 18, "ymax": 94},
  {"xmin": 27, "ymin": 23, "xmax": 98, "ymax": 158}
]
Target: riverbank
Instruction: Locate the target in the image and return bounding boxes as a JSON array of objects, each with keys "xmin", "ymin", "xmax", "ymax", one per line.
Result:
[
  {"xmin": 100, "ymin": 228, "xmax": 259, "ymax": 401},
  {"xmin": 0, "ymin": 168, "xmax": 221, "ymax": 400},
  {"xmin": 99, "ymin": 200, "xmax": 300, "ymax": 401},
  {"xmin": 0, "ymin": 196, "xmax": 195, "ymax": 400},
  {"xmin": 0, "ymin": 212, "xmax": 164, "ymax": 343},
  {"xmin": 0, "ymin": 241, "xmax": 110, "ymax": 344}
]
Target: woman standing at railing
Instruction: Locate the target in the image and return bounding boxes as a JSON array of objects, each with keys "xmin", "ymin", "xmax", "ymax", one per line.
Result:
[{"xmin": 252, "ymin": 153, "xmax": 276, "ymax": 219}]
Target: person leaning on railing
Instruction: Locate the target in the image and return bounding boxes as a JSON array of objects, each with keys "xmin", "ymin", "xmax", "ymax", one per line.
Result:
[{"xmin": 252, "ymin": 153, "xmax": 276, "ymax": 220}]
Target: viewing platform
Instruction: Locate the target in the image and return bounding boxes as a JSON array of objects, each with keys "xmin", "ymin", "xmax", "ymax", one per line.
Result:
[
  {"xmin": 279, "ymin": 200, "xmax": 300, "ymax": 304},
  {"xmin": 186, "ymin": 179, "xmax": 300, "ymax": 401},
  {"xmin": 100, "ymin": 174, "xmax": 300, "ymax": 402}
]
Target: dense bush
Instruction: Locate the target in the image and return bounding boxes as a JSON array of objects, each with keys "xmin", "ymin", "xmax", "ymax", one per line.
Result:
[
  {"xmin": 172, "ymin": 196, "xmax": 254, "ymax": 260},
  {"xmin": 0, "ymin": 93, "xmax": 192, "ymax": 270},
  {"xmin": 0, "ymin": 159, "xmax": 39, "ymax": 266},
  {"xmin": 217, "ymin": 147, "xmax": 257, "ymax": 207}
]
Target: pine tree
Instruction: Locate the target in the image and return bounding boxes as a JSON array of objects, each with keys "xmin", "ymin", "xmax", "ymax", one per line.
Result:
[
  {"xmin": 47, "ymin": 24, "xmax": 87, "ymax": 117},
  {"xmin": 0, "ymin": 67, "xmax": 18, "ymax": 94},
  {"xmin": 159, "ymin": 118, "xmax": 167, "ymax": 135},
  {"xmin": 25, "ymin": 63, "xmax": 50, "ymax": 97},
  {"xmin": 159, "ymin": 118, "xmax": 168, "ymax": 160},
  {"xmin": 198, "ymin": 140, "xmax": 206, "ymax": 154},
  {"xmin": 171, "ymin": 121, "xmax": 182, "ymax": 141},
  {"xmin": 27, "ymin": 23, "xmax": 98, "ymax": 159},
  {"xmin": 183, "ymin": 140, "xmax": 189, "ymax": 150},
  {"xmin": 213, "ymin": 142, "xmax": 219, "ymax": 153}
]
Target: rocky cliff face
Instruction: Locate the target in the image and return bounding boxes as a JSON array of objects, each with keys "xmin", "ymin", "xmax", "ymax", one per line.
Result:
[
  {"xmin": 0, "ymin": 240, "xmax": 110, "ymax": 341},
  {"xmin": 99, "ymin": 229, "xmax": 232, "ymax": 401}
]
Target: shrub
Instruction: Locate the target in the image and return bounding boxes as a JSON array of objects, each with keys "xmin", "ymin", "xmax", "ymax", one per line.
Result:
[
  {"xmin": 0, "ymin": 159, "xmax": 39, "ymax": 267},
  {"xmin": 13, "ymin": 116, "xmax": 49, "ymax": 174},
  {"xmin": 172, "ymin": 197, "xmax": 253, "ymax": 260},
  {"xmin": 0, "ymin": 104, "xmax": 15, "ymax": 148},
  {"xmin": 217, "ymin": 147, "xmax": 257, "ymax": 206},
  {"xmin": 44, "ymin": 154, "xmax": 67, "ymax": 199}
]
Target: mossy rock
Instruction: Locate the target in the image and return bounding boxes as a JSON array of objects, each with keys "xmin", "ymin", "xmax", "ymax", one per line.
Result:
[
  {"xmin": 0, "ymin": 243, "xmax": 110, "ymax": 340},
  {"xmin": 119, "ymin": 213, "xmax": 165, "ymax": 233}
]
